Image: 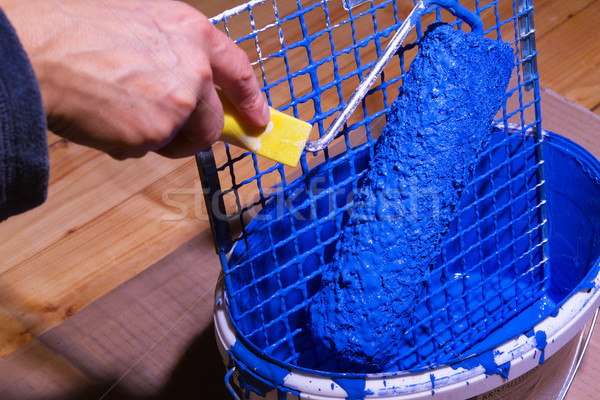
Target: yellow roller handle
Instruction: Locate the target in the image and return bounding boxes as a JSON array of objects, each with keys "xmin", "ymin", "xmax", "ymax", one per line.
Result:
[{"xmin": 218, "ymin": 92, "xmax": 312, "ymax": 167}]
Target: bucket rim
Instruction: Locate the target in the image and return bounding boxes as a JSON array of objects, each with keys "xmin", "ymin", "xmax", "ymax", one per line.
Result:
[
  {"xmin": 215, "ymin": 264, "xmax": 600, "ymax": 397},
  {"xmin": 215, "ymin": 131, "xmax": 600, "ymax": 397}
]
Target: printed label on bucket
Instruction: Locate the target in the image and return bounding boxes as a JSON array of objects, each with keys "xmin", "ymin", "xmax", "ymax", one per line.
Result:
[{"xmin": 468, "ymin": 369, "xmax": 539, "ymax": 400}]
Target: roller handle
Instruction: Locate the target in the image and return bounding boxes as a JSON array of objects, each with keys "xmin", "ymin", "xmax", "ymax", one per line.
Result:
[{"xmin": 304, "ymin": 0, "xmax": 483, "ymax": 153}]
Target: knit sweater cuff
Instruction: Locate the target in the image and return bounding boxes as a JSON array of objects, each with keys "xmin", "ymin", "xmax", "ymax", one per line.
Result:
[{"xmin": 0, "ymin": 7, "xmax": 49, "ymax": 222}]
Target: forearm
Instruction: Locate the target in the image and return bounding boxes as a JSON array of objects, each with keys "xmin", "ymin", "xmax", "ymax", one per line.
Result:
[
  {"xmin": 0, "ymin": 0, "xmax": 269, "ymax": 220},
  {"xmin": 0, "ymin": 0, "xmax": 269, "ymax": 160}
]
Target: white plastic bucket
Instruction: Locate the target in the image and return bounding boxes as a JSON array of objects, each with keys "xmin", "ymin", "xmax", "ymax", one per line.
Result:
[
  {"xmin": 214, "ymin": 133, "xmax": 600, "ymax": 400},
  {"xmin": 215, "ymin": 277, "xmax": 599, "ymax": 400}
]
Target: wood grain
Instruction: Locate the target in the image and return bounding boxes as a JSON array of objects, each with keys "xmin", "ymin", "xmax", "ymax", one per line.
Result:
[{"xmin": 536, "ymin": 0, "xmax": 600, "ymax": 116}]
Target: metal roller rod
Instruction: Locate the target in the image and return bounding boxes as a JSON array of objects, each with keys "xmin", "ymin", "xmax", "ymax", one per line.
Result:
[{"xmin": 304, "ymin": 0, "xmax": 484, "ymax": 152}]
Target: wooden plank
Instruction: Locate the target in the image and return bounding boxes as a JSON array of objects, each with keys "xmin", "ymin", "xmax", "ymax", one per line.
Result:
[
  {"xmin": 0, "ymin": 231, "xmax": 224, "ymax": 399},
  {"xmin": 536, "ymin": 0, "xmax": 600, "ymax": 116},
  {"xmin": 568, "ymin": 324, "xmax": 600, "ymax": 400},
  {"xmin": 540, "ymin": 87, "xmax": 600, "ymax": 160},
  {"xmin": 0, "ymin": 159, "xmax": 204, "ymax": 357},
  {"xmin": 475, "ymin": 0, "xmax": 594, "ymax": 40},
  {"xmin": 0, "ymin": 141, "xmax": 188, "ymax": 272},
  {"xmin": 531, "ymin": 0, "xmax": 595, "ymax": 38},
  {"xmin": 46, "ymin": 131, "xmax": 63, "ymax": 146}
]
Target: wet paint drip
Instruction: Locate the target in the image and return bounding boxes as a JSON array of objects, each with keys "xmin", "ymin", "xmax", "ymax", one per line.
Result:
[
  {"xmin": 332, "ymin": 378, "xmax": 373, "ymax": 400},
  {"xmin": 223, "ymin": 126, "xmax": 600, "ymax": 399},
  {"xmin": 229, "ymin": 341, "xmax": 292, "ymax": 397},
  {"xmin": 430, "ymin": 373, "xmax": 436, "ymax": 395},
  {"xmin": 535, "ymin": 330, "xmax": 548, "ymax": 364},
  {"xmin": 452, "ymin": 349, "xmax": 511, "ymax": 379},
  {"xmin": 309, "ymin": 24, "xmax": 514, "ymax": 367}
]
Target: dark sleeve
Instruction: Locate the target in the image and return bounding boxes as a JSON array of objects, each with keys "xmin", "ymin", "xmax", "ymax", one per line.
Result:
[{"xmin": 0, "ymin": 8, "xmax": 49, "ymax": 222}]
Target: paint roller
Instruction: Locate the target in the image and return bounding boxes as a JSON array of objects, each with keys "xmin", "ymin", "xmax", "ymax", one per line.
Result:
[{"xmin": 309, "ymin": 23, "xmax": 514, "ymax": 367}]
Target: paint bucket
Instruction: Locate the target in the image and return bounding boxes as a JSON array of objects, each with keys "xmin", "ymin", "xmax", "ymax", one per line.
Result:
[{"xmin": 214, "ymin": 130, "xmax": 600, "ymax": 399}]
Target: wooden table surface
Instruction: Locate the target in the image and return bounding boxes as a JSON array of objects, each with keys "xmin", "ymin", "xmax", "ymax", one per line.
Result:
[{"xmin": 0, "ymin": 0, "xmax": 599, "ymax": 398}]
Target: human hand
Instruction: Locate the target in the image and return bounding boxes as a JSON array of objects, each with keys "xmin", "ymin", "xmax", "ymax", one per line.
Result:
[{"xmin": 1, "ymin": 0, "xmax": 270, "ymax": 159}]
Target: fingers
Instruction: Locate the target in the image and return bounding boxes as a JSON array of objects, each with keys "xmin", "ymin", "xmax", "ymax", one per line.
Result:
[
  {"xmin": 156, "ymin": 84, "xmax": 224, "ymax": 158},
  {"xmin": 156, "ymin": 13, "xmax": 268, "ymax": 158},
  {"xmin": 208, "ymin": 28, "xmax": 270, "ymax": 127}
]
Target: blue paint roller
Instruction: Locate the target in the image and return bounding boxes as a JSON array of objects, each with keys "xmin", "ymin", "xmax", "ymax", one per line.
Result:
[{"xmin": 309, "ymin": 23, "xmax": 514, "ymax": 367}]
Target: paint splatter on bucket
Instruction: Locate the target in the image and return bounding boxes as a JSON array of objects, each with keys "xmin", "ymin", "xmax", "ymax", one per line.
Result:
[
  {"xmin": 199, "ymin": 1, "xmax": 600, "ymax": 398},
  {"xmin": 214, "ymin": 131, "xmax": 600, "ymax": 399}
]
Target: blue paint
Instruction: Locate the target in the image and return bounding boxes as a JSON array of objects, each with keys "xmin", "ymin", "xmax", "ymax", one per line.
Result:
[
  {"xmin": 524, "ymin": 329, "xmax": 535, "ymax": 338},
  {"xmin": 332, "ymin": 377, "xmax": 373, "ymax": 400},
  {"xmin": 452, "ymin": 349, "xmax": 510, "ymax": 379},
  {"xmin": 465, "ymin": 296, "xmax": 553, "ymax": 357},
  {"xmin": 535, "ymin": 330, "xmax": 547, "ymax": 364},
  {"xmin": 430, "ymin": 373, "xmax": 435, "ymax": 389},
  {"xmin": 498, "ymin": 361, "xmax": 511, "ymax": 378},
  {"xmin": 309, "ymin": 24, "xmax": 513, "ymax": 367},
  {"xmin": 230, "ymin": 340, "xmax": 290, "ymax": 397},
  {"xmin": 544, "ymin": 134, "xmax": 600, "ymax": 303},
  {"xmin": 580, "ymin": 281, "xmax": 596, "ymax": 290},
  {"xmin": 223, "ymin": 23, "xmax": 600, "ymax": 400},
  {"xmin": 427, "ymin": 0, "xmax": 484, "ymax": 35},
  {"xmin": 226, "ymin": 130, "xmax": 600, "ymax": 380}
]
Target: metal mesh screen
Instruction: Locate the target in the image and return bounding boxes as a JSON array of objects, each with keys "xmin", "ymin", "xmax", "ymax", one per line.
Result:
[{"xmin": 198, "ymin": 0, "xmax": 548, "ymax": 373}]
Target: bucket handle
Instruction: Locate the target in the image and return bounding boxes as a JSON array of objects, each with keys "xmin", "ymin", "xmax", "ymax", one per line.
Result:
[
  {"xmin": 225, "ymin": 367, "xmax": 242, "ymax": 400},
  {"xmin": 557, "ymin": 307, "xmax": 599, "ymax": 399}
]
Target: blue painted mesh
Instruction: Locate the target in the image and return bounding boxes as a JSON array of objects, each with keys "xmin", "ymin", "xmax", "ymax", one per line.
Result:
[{"xmin": 199, "ymin": 0, "xmax": 547, "ymax": 372}]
